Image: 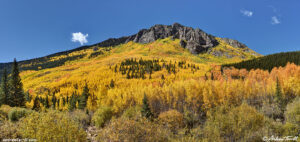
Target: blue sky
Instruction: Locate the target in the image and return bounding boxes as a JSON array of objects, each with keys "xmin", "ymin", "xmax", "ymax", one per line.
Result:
[{"xmin": 0, "ymin": 0, "xmax": 299, "ymax": 62}]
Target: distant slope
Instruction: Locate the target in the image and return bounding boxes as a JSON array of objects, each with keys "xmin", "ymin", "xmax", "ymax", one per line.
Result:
[
  {"xmin": 19, "ymin": 38, "xmax": 259, "ymax": 96},
  {"xmin": 223, "ymin": 51, "xmax": 300, "ymax": 71}
]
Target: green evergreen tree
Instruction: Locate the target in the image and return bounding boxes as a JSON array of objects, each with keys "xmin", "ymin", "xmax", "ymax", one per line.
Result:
[
  {"xmin": 52, "ymin": 93, "xmax": 56, "ymax": 109},
  {"xmin": 24, "ymin": 91, "xmax": 31, "ymax": 102},
  {"xmin": 114, "ymin": 65, "xmax": 118, "ymax": 73},
  {"xmin": 126, "ymin": 70, "xmax": 131, "ymax": 79},
  {"xmin": 141, "ymin": 94, "xmax": 153, "ymax": 120},
  {"xmin": 57, "ymin": 98, "xmax": 60, "ymax": 108},
  {"xmin": 211, "ymin": 71, "xmax": 214, "ymax": 80},
  {"xmin": 8, "ymin": 59, "xmax": 25, "ymax": 107},
  {"xmin": 0, "ymin": 68, "xmax": 9, "ymax": 105},
  {"xmin": 68, "ymin": 93, "xmax": 77, "ymax": 111},
  {"xmin": 78, "ymin": 84, "xmax": 89, "ymax": 110},
  {"xmin": 66, "ymin": 96, "xmax": 69, "ymax": 104},
  {"xmin": 39, "ymin": 96, "xmax": 44, "ymax": 105},
  {"xmin": 204, "ymin": 74, "xmax": 208, "ymax": 80},
  {"xmin": 45, "ymin": 95, "xmax": 50, "ymax": 108},
  {"xmin": 109, "ymin": 79, "xmax": 115, "ymax": 88},
  {"xmin": 161, "ymin": 74, "xmax": 165, "ymax": 80},
  {"xmin": 131, "ymin": 70, "xmax": 135, "ymax": 78},
  {"xmin": 275, "ymin": 77, "xmax": 283, "ymax": 109},
  {"xmin": 63, "ymin": 98, "xmax": 66, "ymax": 106},
  {"xmin": 32, "ymin": 96, "xmax": 40, "ymax": 111}
]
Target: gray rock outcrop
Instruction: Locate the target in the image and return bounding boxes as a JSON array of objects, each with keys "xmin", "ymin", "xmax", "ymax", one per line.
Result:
[
  {"xmin": 95, "ymin": 23, "xmax": 219, "ymax": 54},
  {"xmin": 221, "ymin": 38, "xmax": 247, "ymax": 49}
]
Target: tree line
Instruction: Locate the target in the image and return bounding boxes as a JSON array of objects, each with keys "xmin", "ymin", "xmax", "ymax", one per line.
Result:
[
  {"xmin": 0, "ymin": 59, "xmax": 25, "ymax": 107},
  {"xmin": 0, "ymin": 59, "xmax": 91, "ymax": 112},
  {"xmin": 113, "ymin": 58, "xmax": 200, "ymax": 79},
  {"xmin": 223, "ymin": 51, "xmax": 300, "ymax": 71}
]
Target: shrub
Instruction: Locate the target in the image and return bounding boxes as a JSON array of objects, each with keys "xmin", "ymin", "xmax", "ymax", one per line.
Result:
[
  {"xmin": 183, "ymin": 109, "xmax": 202, "ymax": 130},
  {"xmin": 285, "ymin": 97, "xmax": 300, "ymax": 126},
  {"xmin": 282, "ymin": 122, "xmax": 299, "ymax": 136},
  {"xmin": 0, "ymin": 110, "xmax": 7, "ymax": 123},
  {"xmin": 8, "ymin": 108, "xmax": 32, "ymax": 122},
  {"xmin": 0, "ymin": 105, "xmax": 12, "ymax": 116},
  {"xmin": 18, "ymin": 110, "xmax": 86, "ymax": 142},
  {"xmin": 261, "ymin": 100, "xmax": 282, "ymax": 119},
  {"xmin": 92, "ymin": 106, "xmax": 113, "ymax": 128},
  {"xmin": 0, "ymin": 120, "xmax": 21, "ymax": 140},
  {"xmin": 69, "ymin": 109, "xmax": 91, "ymax": 129},
  {"xmin": 203, "ymin": 104, "xmax": 265, "ymax": 142},
  {"xmin": 256, "ymin": 118, "xmax": 299, "ymax": 138},
  {"xmin": 97, "ymin": 117, "xmax": 171, "ymax": 142},
  {"xmin": 158, "ymin": 109, "xmax": 184, "ymax": 133},
  {"xmin": 122, "ymin": 106, "xmax": 141, "ymax": 120}
]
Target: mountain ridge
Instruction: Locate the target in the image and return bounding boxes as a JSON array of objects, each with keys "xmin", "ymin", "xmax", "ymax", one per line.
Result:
[{"xmin": 0, "ymin": 23, "xmax": 259, "ymax": 71}]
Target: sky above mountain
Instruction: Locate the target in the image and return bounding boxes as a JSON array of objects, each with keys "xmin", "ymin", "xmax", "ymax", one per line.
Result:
[{"xmin": 0, "ymin": 0, "xmax": 299, "ymax": 62}]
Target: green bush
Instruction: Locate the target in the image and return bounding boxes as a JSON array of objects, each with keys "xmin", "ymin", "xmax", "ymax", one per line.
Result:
[
  {"xmin": 203, "ymin": 104, "xmax": 265, "ymax": 142},
  {"xmin": 158, "ymin": 109, "xmax": 184, "ymax": 133},
  {"xmin": 282, "ymin": 122, "xmax": 299, "ymax": 136},
  {"xmin": 0, "ymin": 120, "xmax": 21, "ymax": 140},
  {"xmin": 97, "ymin": 117, "xmax": 171, "ymax": 142},
  {"xmin": 183, "ymin": 109, "xmax": 202, "ymax": 130},
  {"xmin": 92, "ymin": 106, "xmax": 113, "ymax": 128},
  {"xmin": 8, "ymin": 108, "xmax": 32, "ymax": 122},
  {"xmin": 261, "ymin": 100, "xmax": 282, "ymax": 119},
  {"xmin": 69, "ymin": 109, "xmax": 91, "ymax": 129},
  {"xmin": 257, "ymin": 117, "xmax": 299, "ymax": 138},
  {"xmin": 0, "ymin": 110, "xmax": 7, "ymax": 123},
  {"xmin": 122, "ymin": 106, "xmax": 141, "ymax": 120},
  {"xmin": 285, "ymin": 97, "xmax": 300, "ymax": 126},
  {"xmin": 0, "ymin": 105, "xmax": 12, "ymax": 116},
  {"xmin": 18, "ymin": 110, "xmax": 86, "ymax": 142}
]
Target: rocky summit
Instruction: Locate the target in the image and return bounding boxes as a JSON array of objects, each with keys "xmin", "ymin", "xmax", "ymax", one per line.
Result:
[{"xmin": 94, "ymin": 23, "xmax": 248, "ymax": 54}]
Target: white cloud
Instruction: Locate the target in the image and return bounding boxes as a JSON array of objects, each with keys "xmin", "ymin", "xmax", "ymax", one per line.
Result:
[
  {"xmin": 71, "ymin": 32, "xmax": 88, "ymax": 45},
  {"xmin": 271, "ymin": 16, "xmax": 281, "ymax": 25},
  {"xmin": 240, "ymin": 9, "xmax": 253, "ymax": 17}
]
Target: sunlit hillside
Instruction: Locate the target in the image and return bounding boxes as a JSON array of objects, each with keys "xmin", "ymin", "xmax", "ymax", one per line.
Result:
[
  {"xmin": 19, "ymin": 37, "xmax": 259, "ymax": 104},
  {"xmin": 2, "ymin": 37, "xmax": 300, "ymax": 141},
  {"xmin": 1, "ymin": 0, "xmax": 300, "ymax": 140}
]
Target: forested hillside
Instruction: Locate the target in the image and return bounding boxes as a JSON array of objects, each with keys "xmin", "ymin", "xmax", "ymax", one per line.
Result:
[
  {"xmin": 0, "ymin": 23, "xmax": 260, "ymax": 75},
  {"xmin": 0, "ymin": 24, "xmax": 299, "ymax": 142},
  {"xmin": 223, "ymin": 51, "xmax": 300, "ymax": 71}
]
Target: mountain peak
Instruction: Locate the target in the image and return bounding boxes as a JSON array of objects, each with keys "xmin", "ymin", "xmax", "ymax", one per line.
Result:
[
  {"xmin": 0, "ymin": 23, "xmax": 258, "ymax": 70},
  {"xmin": 172, "ymin": 22, "xmax": 184, "ymax": 27},
  {"xmin": 95, "ymin": 23, "xmax": 222, "ymax": 54},
  {"xmin": 92, "ymin": 23, "xmax": 255, "ymax": 55}
]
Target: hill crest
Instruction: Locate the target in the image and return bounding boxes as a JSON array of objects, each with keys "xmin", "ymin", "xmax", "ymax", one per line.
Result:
[{"xmin": 0, "ymin": 23, "xmax": 260, "ymax": 72}]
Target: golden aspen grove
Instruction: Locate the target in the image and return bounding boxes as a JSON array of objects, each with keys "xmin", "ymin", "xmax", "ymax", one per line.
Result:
[{"xmin": 1, "ymin": 29, "xmax": 300, "ymax": 141}]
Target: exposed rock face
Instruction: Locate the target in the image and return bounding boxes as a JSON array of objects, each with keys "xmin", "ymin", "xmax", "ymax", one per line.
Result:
[
  {"xmin": 92, "ymin": 23, "xmax": 258, "ymax": 55},
  {"xmin": 180, "ymin": 40, "xmax": 187, "ymax": 48},
  {"xmin": 221, "ymin": 38, "xmax": 247, "ymax": 49},
  {"xmin": 95, "ymin": 23, "xmax": 219, "ymax": 54}
]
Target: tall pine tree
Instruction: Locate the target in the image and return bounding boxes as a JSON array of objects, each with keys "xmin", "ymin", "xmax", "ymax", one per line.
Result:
[
  {"xmin": 44, "ymin": 95, "xmax": 50, "ymax": 108},
  {"xmin": 68, "ymin": 93, "xmax": 77, "ymax": 111},
  {"xmin": 275, "ymin": 77, "xmax": 283, "ymax": 109},
  {"xmin": 0, "ymin": 68, "xmax": 9, "ymax": 106},
  {"xmin": 78, "ymin": 84, "xmax": 89, "ymax": 110},
  {"xmin": 8, "ymin": 59, "xmax": 25, "ymax": 107},
  {"xmin": 32, "ymin": 96, "xmax": 40, "ymax": 111},
  {"xmin": 24, "ymin": 91, "xmax": 31, "ymax": 102},
  {"xmin": 52, "ymin": 93, "xmax": 57, "ymax": 109},
  {"xmin": 141, "ymin": 94, "xmax": 153, "ymax": 120},
  {"xmin": 109, "ymin": 79, "xmax": 115, "ymax": 88}
]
